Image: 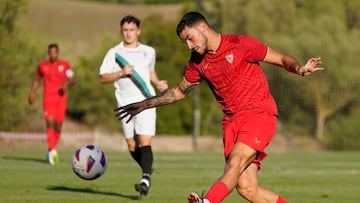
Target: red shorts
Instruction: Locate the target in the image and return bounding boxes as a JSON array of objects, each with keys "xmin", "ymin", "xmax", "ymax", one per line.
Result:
[
  {"xmin": 222, "ymin": 111, "xmax": 277, "ymax": 167},
  {"xmin": 43, "ymin": 95, "xmax": 67, "ymax": 123}
]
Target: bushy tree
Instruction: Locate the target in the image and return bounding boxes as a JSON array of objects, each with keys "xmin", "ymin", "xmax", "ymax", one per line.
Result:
[
  {"xmin": 67, "ymin": 37, "xmax": 120, "ymax": 131},
  {"xmin": 0, "ymin": 0, "xmax": 42, "ymax": 131},
  {"xmin": 220, "ymin": 0, "xmax": 360, "ymax": 147}
]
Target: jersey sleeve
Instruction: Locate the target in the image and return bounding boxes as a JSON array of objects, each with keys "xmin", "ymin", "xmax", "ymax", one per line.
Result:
[
  {"xmin": 36, "ymin": 63, "xmax": 43, "ymax": 78},
  {"xmin": 184, "ymin": 62, "xmax": 201, "ymax": 84},
  {"xmin": 63, "ymin": 61, "xmax": 74, "ymax": 78},
  {"xmin": 148, "ymin": 47, "xmax": 156, "ymax": 71},
  {"xmin": 240, "ymin": 36, "xmax": 268, "ymax": 63},
  {"xmin": 99, "ymin": 49, "xmax": 119, "ymax": 75}
]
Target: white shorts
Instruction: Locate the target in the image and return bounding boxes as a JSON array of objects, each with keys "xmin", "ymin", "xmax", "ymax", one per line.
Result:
[{"xmin": 120, "ymin": 108, "xmax": 156, "ymax": 139}]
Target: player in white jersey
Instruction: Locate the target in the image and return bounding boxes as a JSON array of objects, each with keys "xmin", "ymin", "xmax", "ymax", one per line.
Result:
[{"xmin": 99, "ymin": 15, "xmax": 168, "ymax": 195}]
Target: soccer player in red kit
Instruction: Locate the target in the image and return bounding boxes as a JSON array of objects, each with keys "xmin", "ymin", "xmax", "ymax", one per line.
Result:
[
  {"xmin": 116, "ymin": 12, "xmax": 323, "ymax": 203},
  {"xmin": 29, "ymin": 43, "xmax": 74, "ymax": 165}
]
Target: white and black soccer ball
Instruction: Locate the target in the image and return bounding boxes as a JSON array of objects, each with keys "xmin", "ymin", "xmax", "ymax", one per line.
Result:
[{"xmin": 72, "ymin": 145, "xmax": 107, "ymax": 180}]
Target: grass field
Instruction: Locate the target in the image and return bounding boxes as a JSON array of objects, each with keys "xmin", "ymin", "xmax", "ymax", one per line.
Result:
[{"xmin": 1, "ymin": 149, "xmax": 360, "ymax": 203}]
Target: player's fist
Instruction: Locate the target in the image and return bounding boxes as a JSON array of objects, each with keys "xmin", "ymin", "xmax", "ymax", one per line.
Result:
[
  {"xmin": 58, "ymin": 84, "xmax": 68, "ymax": 96},
  {"xmin": 156, "ymin": 80, "xmax": 168, "ymax": 92},
  {"xmin": 122, "ymin": 65, "xmax": 133, "ymax": 76},
  {"xmin": 28, "ymin": 93, "xmax": 35, "ymax": 105}
]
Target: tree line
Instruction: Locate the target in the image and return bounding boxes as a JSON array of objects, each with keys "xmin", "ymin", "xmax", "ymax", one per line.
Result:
[{"xmin": 1, "ymin": 0, "xmax": 360, "ymax": 150}]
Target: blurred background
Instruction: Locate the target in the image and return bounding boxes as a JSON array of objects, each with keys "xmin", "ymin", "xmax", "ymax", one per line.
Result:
[{"xmin": 1, "ymin": 0, "xmax": 360, "ymax": 151}]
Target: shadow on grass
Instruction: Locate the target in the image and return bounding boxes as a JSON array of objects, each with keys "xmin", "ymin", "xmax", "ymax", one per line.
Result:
[
  {"xmin": 47, "ymin": 185, "xmax": 141, "ymax": 200},
  {"xmin": 2, "ymin": 156, "xmax": 48, "ymax": 164}
]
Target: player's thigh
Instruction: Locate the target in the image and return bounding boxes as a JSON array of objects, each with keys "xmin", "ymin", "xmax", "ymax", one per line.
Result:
[
  {"xmin": 43, "ymin": 101, "xmax": 58, "ymax": 127},
  {"xmin": 55, "ymin": 99, "xmax": 67, "ymax": 124},
  {"xmin": 226, "ymin": 142, "xmax": 257, "ymax": 172},
  {"xmin": 43, "ymin": 101, "xmax": 57, "ymax": 121},
  {"xmin": 121, "ymin": 118, "xmax": 135, "ymax": 139},
  {"xmin": 134, "ymin": 108, "xmax": 156, "ymax": 137}
]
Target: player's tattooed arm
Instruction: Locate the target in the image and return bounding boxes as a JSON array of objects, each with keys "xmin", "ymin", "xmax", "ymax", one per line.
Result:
[
  {"xmin": 145, "ymin": 79, "xmax": 197, "ymax": 107},
  {"xmin": 115, "ymin": 79, "xmax": 198, "ymax": 122},
  {"xmin": 178, "ymin": 79, "xmax": 197, "ymax": 95}
]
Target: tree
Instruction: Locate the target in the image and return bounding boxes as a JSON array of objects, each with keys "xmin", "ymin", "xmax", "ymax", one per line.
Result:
[
  {"xmin": 219, "ymin": 0, "xmax": 360, "ymax": 143},
  {"xmin": 0, "ymin": 0, "xmax": 42, "ymax": 131}
]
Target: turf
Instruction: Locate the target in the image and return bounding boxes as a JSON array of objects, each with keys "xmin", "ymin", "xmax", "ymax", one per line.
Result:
[{"xmin": 0, "ymin": 149, "xmax": 359, "ymax": 203}]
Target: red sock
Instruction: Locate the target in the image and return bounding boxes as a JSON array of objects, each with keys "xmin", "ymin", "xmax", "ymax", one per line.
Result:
[
  {"xmin": 54, "ymin": 131, "xmax": 61, "ymax": 147},
  {"xmin": 46, "ymin": 128, "xmax": 56, "ymax": 150},
  {"xmin": 204, "ymin": 182, "xmax": 229, "ymax": 203},
  {"xmin": 276, "ymin": 195, "xmax": 289, "ymax": 203}
]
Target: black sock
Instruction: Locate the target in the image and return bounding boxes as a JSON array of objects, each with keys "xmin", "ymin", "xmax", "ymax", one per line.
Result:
[
  {"xmin": 130, "ymin": 147, "xmax": 141, "ymax": 167},
  {"xmin": 139, "ymin": 146, "xmax": 153, "ymax": 177}
]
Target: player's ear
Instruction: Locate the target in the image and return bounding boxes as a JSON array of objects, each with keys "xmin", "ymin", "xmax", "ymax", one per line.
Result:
[
  {"xmin": 137, "ymin": 28, "xmax": 141, "ymax": 36},
  {"xmin": 198, "ymin": 22, "xmax": 209, "ymax": 34}
]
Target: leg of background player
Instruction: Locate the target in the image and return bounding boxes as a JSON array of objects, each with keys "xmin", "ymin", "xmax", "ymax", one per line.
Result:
[
  {"xmin": 126, "ymin": 137, "xmax": 142, "ymax": 167},
  {"xmin": 135, "ymin": 135, "xmax": 153, "ymax": 195},
  {"xmin": 45, "ymin": 117, "xmax": 58, "ymax": 165}
]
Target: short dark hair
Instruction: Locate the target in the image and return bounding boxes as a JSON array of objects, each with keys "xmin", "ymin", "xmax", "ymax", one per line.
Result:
[
  {"xmin": 176, "ymin": 11, "xmax": 209, "ymax": 36},
  {"xmin": 48, "ymin": 43, "xmax": 59, "ymax": 51},
  {"xmin": 120, "ymin": 15, "xmax": 140, "ymax": 27}
]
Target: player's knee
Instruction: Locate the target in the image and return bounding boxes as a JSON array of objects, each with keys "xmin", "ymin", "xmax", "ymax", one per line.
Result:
[
  {"xmin": 46, "ymin": 119, "xmax": 56, "ymax": 128},
  {"xmin": 127, "ymin": 145, "xmax": 136, "ymax": 152},
  {"xmin": 138, "ymin": 135, "xmax": 152, "ymax": 147},
  {"xmin": 126, "ymin": 140, "xmax": 136, "ymax": 152}
]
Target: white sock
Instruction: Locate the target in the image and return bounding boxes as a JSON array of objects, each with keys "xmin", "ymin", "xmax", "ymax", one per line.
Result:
[
  {"xmin": 203, "ymin": 199, "xmax": 210, "ymax": 203},
  {"xmin": 140, "ymin": 178, "xmax": 150, "ymax": 187}
]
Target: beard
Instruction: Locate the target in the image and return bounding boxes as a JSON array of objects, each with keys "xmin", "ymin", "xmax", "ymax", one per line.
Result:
[{"xmin": 194, "ymin": 33, "xmax": 208, "ymax": 55}]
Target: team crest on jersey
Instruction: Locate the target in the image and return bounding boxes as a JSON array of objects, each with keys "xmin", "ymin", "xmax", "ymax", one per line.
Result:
[
  {"xmin": 58, "ymin": 65, "xmax": 64, "ymax": 72},
  {"xmin": 225, "ymin": 54, "xmax": 234, "ymax": 64}
]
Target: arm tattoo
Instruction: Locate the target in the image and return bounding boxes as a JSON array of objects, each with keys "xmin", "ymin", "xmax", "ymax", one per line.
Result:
[
  {"xmin": 154, "ymin": 88, "xmax": 177, "ymax": 106},
  {"xmin": 142, "ymin": 80, "xmax": 196, "ymax": 109},
  {"xmin": 143, "ymin": 87, "xmax": 178, "ymax": 109},
  {"xmin": 179, "ymin": 81, "xmax": 196, "ymax": 95}
]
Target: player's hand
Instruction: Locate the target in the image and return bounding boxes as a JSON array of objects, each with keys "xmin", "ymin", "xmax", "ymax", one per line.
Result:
[
  {"xmin": 28, "ymin": 93, "xmax": 35, "ymax": 105},
  {"xmin": 156, "ymin": 80, "xmax": 168, "ymax": 92},
  {"xmin": 114, "ymin": 101, "xmax": 145, "ymax": 123},
  {"xmin": 299, "ymin": 57, "xmax": 324, "ymax": 76},
  {"xmin": 58, "ymin": 84, "xmax": 68, "ymax": 96},
  {"xmin": 122, "ymin": 65, "xmax": 133, "ymax": 76}
]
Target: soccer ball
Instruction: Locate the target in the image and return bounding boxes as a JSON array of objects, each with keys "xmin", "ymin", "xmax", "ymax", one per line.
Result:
[{"xmin": 72, "ymin": 145, "xmax": 107, "ymax": 180}]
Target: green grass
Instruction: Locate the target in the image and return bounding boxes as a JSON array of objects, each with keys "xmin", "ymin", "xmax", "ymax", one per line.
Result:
[{"xmin": 0, "ymin": 150, "xmax": 359, "ymax": 203}]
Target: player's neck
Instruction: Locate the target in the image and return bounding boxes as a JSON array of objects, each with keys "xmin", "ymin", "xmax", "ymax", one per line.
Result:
[
  {"xmin": 49, "ymin": 58, "xmax": 58, "ymax": 63},
  {"xmin": 123, "ymin": 41, "xmax": 139, "ymax": 48},
  {"xmin": 207, "ymin": 32, "xmax": 221, "ymax": 54}
]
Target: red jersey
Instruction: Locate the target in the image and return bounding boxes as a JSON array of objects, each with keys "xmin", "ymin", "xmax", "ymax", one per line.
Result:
[
  {"xmin": 37, "ymin": 59, "xmax": 71, "ymax": 101},
  {"xmin": 184, "ymin": 35, "xmax": 278, "ymax": 118}
]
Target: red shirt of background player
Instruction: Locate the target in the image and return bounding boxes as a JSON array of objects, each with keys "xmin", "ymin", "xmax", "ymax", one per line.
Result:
[
  {"xmin": 184, "ymin": 35, "xmax": 278, "ymax": 125},
  {"xmin": 37, "ymin": 60, "xmax": 71, "ymax": 103}
]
